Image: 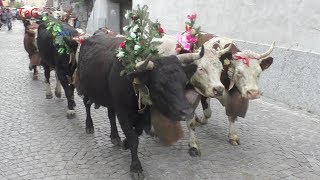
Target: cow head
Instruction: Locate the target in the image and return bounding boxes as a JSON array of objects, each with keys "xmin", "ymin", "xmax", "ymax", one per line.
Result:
[
  {"xmin": 190, "ymin": 39, "xmax": 232, "ymax": 97},
  {"xmin": 153, "ymin": 35, "xmax": 228, "ymax": 98},
  {"xmin": 225, "ymin": 42, "xmax": 275, "ymax": 99},
  {"xmin": 135, "ymin": 48, "xmax": 204, "ymax": 121}
]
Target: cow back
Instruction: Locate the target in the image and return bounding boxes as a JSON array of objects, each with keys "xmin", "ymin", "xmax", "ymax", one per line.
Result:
[{"xmin": 77, "ymin": 33, "xmax": 125, "ymax": 107}]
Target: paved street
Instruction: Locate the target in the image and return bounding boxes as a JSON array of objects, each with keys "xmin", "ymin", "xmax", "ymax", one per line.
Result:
[{"xmin": 1, "ymin": 21, "xmax": 320, "ymax": 180}]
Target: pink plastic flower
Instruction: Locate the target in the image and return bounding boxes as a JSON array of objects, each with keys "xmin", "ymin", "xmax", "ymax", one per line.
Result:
[
  {"xmin": 176, "ymin": 33, "xmax": 191, "ymax": 52},
  {"xmin": 186, "ymin": 32, "xmax": 198, "ymax": 43},
  {"xmin": 187, "ymin": 13, "xmax": 197, "ymax": 21},
  {"xmin": 119, "ymin": 42, "xmax": 125, "ymax": 49}
]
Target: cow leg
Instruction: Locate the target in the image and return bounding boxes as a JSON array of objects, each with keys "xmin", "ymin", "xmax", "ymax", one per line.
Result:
[
  {"xmin": 54, "ymin": 73, "xmax": 62, "ymax": 98},
  {"xmin": 56, "ymin": 72, "xmax": 76, "ymax": 119},
  {"xmin": 83, "ymin": 95, "xmax": 94, "ymax": 134},
  {"xmin": 196, "ymin": 97, "xmax": 212, "ymax": 125},
  {"xmin": 108, "ymin": 109, "xmax": 122, "ymax": 146},
  {"xmin": 118, "ymin": 113, "xmax": 144, "ymax": 180},
  {"xmin": 187, "ymin": 116, "xmax": 201, "ymax": 156},
  {"xmin": 228, "ymin": 116, "xmax": 240, "ymax": 145},
  {"xmin": 69, "ymin": 84, "xmax": 76, "ymax": 107},
  {"xmin": 44, "ymin": 65, "xmax": 53, "ymax": 99},
  {"xmin": 32, "ymin": 66, "xmax": 38, "ymax": 80}
]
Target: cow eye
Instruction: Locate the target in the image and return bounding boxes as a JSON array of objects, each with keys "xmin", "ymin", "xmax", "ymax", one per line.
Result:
[{"xmin": 237, "ymin": 72, "xmax": 243, "ymax": 78}]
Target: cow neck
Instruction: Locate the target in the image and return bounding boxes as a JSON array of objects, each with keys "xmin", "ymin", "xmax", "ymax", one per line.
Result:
[{"xmin": 132, "ymin": 77, "xmax": 151, "ymax": 113}]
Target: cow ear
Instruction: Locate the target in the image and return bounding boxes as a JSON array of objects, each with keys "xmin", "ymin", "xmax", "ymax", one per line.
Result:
[
  {"xmin": 260, "ymin": 57, "xmax": 273, "ymax": 71},
  {"xmin": 182, "ymin": 64, "xmax": 197, "ymax": 79},
  {"xmin": 219, "ymin": 52, "xmax": 233, "ymax": 66},
  {"xmin": 63, "ymin": 36, "xmax": 78, "ymax": 52}
]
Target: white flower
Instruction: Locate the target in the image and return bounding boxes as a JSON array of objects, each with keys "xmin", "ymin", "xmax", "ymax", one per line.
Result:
[
  {"xmin": 123, "ymin": 26, "xmax": 129, "ymax": 32},
  {"xmin": 125, "ymin": 11, "xmax": 130, "ymax": 19},
  {"xmin": 132, "ymin": 24, "xmax": 139, "ymax": 32},
  {"xmin": 134, "ymin": 45, "xmax": 141, "ymax": 51},
  {"xmin": 130, "ymin": 32, "xmax": 137, "ymax": 39},
  {"xmin": 116, "ymin": 51, "xmax": 125, "ymax": 58}
]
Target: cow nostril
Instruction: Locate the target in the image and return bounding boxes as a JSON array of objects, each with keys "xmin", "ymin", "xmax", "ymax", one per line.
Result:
[
  {"xmin": 247, "ymin": 90, "xmax": 260, "ymax": 98},
  {"xmin": 213, "ymin": 87, "xmax": 224, "ymax": 96}
]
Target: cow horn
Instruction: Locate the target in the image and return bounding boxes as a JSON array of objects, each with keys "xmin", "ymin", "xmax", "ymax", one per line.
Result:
[
  {"xmin": 176, "ymin": 45, "xmax": 204, "ymax": 63},
  {"xmin": 217, "ymin": 43, "xmax": 232, "ymax": 56},
  {"xmin": 259, "ymin": 41, "xmax": 275, "ymax": 59},
  {"xmin": 135, "ymin": 54, "xmax": 154, "ymax": 71},
  {"xmin": 228, "ymin": 80, "xmax": 235, "ymax": 91}
]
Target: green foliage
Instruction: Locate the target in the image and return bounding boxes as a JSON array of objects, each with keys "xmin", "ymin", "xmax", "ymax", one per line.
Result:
[
  {"xmin": 12, "ymin": 1, "xmax": 24, "ymax": 9},
  {"xmin": 42, "ymin": 16, "xmax": 72, "ymax": 55},
  {"xmin": 116, "ymin": 5, "xmax": 164, "ymax": 76}
]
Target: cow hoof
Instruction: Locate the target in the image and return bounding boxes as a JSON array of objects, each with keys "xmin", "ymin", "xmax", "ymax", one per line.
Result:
[
  {"xmin": 71, "ymin": 100, "xmax": 76, "ymax": 108},
  {"xmin": 94, "ymin": 103, "xmax": 100, "ymax": 109},
  {"xmin": 122, "ymin": 138, "xmax": 129, "ymax": 150},
  {"xmin": 228, "ymin": 135, "xmax": 240, "ymax": 146},
  {"xmin": 111, "ymin": 137, "xmax": 122, "ymax": 146},
  {"xmin": 195, "ymin": 116, "xmax": 208, "ymax": 125},
  {"xmin": 188, "ymin": 147, "xmax": 201, "ymax": 157},
  {"xmin": 86, "ymin": 127, "xmax": 94, "ymax": 134},
  {"xmin": 32, "ymin": 75, "xmax": 38, "ymax": 80},
  {"xmin": 131, "ymin": 172, "xmax": 144, "ymax": 180},
  {"xmin": 148, "ymin": 129, "xmax": 158, "ymax": 137},
  {"xmin": 66, "ymin": 110, "xmax": 76, "ymax": 119},
  {"xmin": 46, "ymin": 94, "xmax": 53, "ymax": 99},
  {"xmin": 55, "ymin": 91, "xmax": 61, "ymax": 98}
]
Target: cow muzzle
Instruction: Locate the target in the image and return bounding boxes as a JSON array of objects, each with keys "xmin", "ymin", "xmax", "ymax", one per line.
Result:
[
  {"xmin": 212, "ymin": 86, "xmax": 225, "ymax": 97},
  {"xmin": 246, "ymin": 89, "xmax": 260, "ymax": 99}
]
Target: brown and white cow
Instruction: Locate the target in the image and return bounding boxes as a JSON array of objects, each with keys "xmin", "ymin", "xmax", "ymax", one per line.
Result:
[
  {"xmin": 186, "ymin": 36, "xmax": 275, "ymax": 156},
  {"xmin": 22, "ymin": 18, "xmax": 41, "ymax": 80},
  {"xmin": 154, "ymin": 34, "xmax": 231, "ymax": 97}
]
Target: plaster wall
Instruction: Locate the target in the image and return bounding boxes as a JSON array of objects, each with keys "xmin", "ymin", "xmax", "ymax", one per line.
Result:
[{"xmin": 133, "ymin": 0, "xmax": 320, "ymax": 115}]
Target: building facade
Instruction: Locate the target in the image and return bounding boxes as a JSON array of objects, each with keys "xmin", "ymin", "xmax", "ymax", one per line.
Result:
[{"xmin": 23, "ymin": 0, "xmax": 47, "ymax": 7}]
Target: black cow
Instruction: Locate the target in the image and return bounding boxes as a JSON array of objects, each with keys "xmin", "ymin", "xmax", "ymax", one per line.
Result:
[
  {"xmin": 37, "ymin": 20, "xmax": 79, "ymax": 118},
  {"xmin": 77, "ymin": 31, "xmax": 204, "ymax": 179}
]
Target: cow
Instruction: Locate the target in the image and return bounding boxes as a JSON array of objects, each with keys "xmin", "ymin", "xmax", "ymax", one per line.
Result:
[
  {"xmin": 185, "ymin": 36, "xmax": 275, "ymax": 156},
  {"xmin": 37, "ymin": 19, "xmax": 80, "ymax": 118},
  {"xmin": 22, "ymin": 18, "xmax": 41, "ymax": 79},
  {"xmin": 76, "ymin": 30, "xmax": 204, "ymax": 179}
]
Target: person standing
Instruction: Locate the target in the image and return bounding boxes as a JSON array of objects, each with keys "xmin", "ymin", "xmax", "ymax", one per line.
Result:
[{"xmin": 5, "ymin": 9, "xmax": 13, "ymax": 31}]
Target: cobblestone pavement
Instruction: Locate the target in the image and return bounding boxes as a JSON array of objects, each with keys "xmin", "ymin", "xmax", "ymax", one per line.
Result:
[{"xmin": 1, "ymin": 21, "xmax": 320, "ymax": 180}]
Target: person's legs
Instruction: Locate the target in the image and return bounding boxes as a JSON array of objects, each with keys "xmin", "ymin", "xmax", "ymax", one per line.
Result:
[{"xmin": 8, "ymin": 19, "xmax": 12, "ymax": 30}]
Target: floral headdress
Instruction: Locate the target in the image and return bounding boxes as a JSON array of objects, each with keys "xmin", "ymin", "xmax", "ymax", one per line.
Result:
[
  {"xmin": 42, "ymin": 16, "xmax": 73, "ymax": 55},
  {"xmin": 176, "ymin": 13, "xmax": 202, "ymax": 53},
  {"xmin": 116, "ymin": 5, "xmax": 165, "ymax": 76}
]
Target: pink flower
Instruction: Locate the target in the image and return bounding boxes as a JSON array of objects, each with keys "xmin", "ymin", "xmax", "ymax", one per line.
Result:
[
  {"xmin": 185, "ymin": 24, "xmax": 190, "ymax": 31},
  {"xmin": 176, "ymin": 33, "xmax": 191, "ymax": 52},
  {"xmin": 186, "ymin": 32, "xmax": 198, "ymax": 43},
  {"xmin": 119, "ymin": 42, "xmax": 125, "ymax": 49},
  {"xmin": 159, "ymin": 27, "xmax": 164, "ymax": 33},
  {"xmin": 187, "ymin": 13, "xmax": 197, "ymax": 21}
]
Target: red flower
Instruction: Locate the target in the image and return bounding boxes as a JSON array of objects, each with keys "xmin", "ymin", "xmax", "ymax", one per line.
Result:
[
  {"xmin": 119, "ymin": 42, "xmax": 125, "ymax": 49},
  {"xmin": 132, "ymin": 15, "xmax": 138, "ymax": 20},
  {"xmin": 185, "ymin": 24, "xmax": 190, "ymax": 31},
  {"xmin": 187, "ymin": 13, "xmax": 197, "ymax": 21},
  {"xmin": 79, "ymin": 38, "xmax": 84, "ymax": 44},
  {"xmin": 159, "ymin": 27, "xmax": 164, "ymax": 34}
]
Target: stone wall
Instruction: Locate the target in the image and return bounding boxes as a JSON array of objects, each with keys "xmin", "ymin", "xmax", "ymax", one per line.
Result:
[{"xmin": 53, "ymin": 0, "xmax": 95, "ymax": 29}]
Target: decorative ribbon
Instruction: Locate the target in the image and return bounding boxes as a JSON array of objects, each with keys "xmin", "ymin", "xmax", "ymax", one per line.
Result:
[{"xmin": 233, "ymin": 55, "xmax": 250, "ymax": 66}]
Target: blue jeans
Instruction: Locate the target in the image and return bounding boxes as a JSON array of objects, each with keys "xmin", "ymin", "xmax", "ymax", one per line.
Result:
[{"xmin": 6, "ymin": 18, "xmax": 12, "ymax": 30}]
